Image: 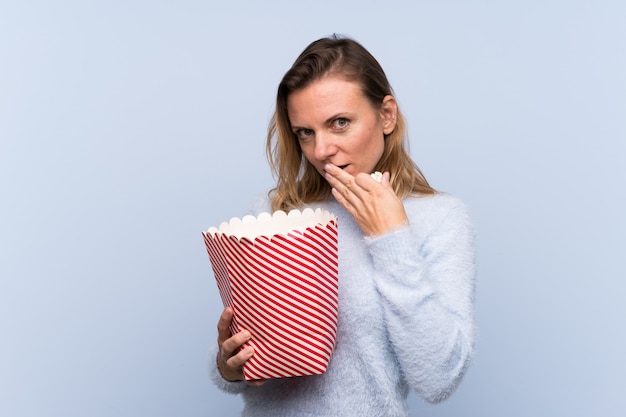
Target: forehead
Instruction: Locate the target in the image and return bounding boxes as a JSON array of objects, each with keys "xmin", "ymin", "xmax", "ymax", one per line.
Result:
[{"xmin": 286, "ymin": 76, "xmax": 371, "ymax": 124}]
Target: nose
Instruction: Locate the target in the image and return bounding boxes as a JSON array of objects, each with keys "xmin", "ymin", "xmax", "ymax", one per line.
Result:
[{"xmin": 313, "ymin": 132, "xmax": 337, "ymax": 162}]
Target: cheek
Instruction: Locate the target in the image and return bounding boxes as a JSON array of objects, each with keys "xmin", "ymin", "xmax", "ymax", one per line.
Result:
[
  {"xmin": 366, "ymin": 126, "xmax": 385, "ymax": 153},
  {"xmin": 366, "ymin": 128, "xmax": 386, "ymax": 168},
  {"xmin": 374, "ymin": 141, "xmax": 385, "ymax": 164},
  {"xmin": 300, "ymin": 146, "xmax": 314, "ymax": 163}
]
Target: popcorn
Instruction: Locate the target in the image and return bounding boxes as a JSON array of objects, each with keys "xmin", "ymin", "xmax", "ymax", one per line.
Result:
[{"xmin": 370, "ymin": 171, "xmax": 383, "ymax": 182}]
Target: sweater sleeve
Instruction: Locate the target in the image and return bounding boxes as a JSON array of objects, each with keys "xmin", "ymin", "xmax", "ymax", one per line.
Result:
[{"xmin": 365, "ymin": 198, "xmax": 476, "ymax": 404}]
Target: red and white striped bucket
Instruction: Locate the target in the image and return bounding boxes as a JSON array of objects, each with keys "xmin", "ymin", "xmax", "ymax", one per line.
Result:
[{"xmin": 203, "ymin": 208, "xmax": 339, "ymax": 380}]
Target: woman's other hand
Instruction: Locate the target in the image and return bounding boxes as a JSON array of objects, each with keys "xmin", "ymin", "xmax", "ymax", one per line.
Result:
[{"xmin": 216, "ymin": 307, "xmax": 267, "ymax": 387}]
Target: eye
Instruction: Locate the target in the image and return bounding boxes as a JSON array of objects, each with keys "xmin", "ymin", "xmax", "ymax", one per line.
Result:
[
  {"xmin": 296, "ymin": 128, "xmax": 314, "ymax": 140},
  {"xmin": 333, "ymin": 118, "xmax": 349, "ymax": 129}
]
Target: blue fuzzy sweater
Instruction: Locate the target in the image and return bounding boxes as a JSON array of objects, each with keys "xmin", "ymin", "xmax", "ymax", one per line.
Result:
[{"xmin": 209, "ymin": 192, "xmax": 476, "ymax": 417}]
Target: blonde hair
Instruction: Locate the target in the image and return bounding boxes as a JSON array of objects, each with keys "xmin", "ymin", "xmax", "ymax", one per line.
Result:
[{"xmin": 266, "ymin": 35, "xmax": 435, "ymax": 211}]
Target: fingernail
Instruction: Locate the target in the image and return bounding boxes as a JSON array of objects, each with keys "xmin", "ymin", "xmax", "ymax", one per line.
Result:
[
  {"xmin": 242, "ymin": 331, "xmax": 251, "ymax": 340},
  {"xmin": 243, "ymin": 346, "xmax": 253, "ymax": 355}
]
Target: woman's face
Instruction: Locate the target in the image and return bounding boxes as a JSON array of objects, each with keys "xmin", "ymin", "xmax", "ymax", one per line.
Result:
[{"xmin": 286, "ymin": 75, "xmax": 397, "ymax": 179}]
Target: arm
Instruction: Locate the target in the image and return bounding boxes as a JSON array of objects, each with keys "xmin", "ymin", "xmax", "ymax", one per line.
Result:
[
  {"xmin": 324, "ymin": 162, "xmax": 475, "ymax": 402},
  {"xmin": 366, "ymin": 200, "xmax": 476, "ymax": 403}
]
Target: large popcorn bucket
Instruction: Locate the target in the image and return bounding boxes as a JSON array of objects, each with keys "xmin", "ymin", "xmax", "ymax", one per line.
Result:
[{"xmin": 202, "ymin": 208, "xmax": 339, "ymax": 381}]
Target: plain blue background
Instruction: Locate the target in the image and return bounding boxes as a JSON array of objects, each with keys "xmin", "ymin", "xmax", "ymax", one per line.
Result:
[{"xmin": 1, "ymin": 1, "xmax": 625, "ymax": 416}]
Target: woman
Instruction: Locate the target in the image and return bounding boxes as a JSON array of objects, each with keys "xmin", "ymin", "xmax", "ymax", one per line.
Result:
[{"xmin": 211, "ymin": 35, "xmax": 476, "ymax": 416}]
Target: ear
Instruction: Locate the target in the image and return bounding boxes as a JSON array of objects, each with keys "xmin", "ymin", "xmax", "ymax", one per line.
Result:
[{"xmin": 380, "ymin": 95, "xmax": 398, "ymax": 135}]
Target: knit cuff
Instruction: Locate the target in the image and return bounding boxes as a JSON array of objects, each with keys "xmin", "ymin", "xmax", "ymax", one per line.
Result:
[{"xmin": 365, "ymin": 225, "xmax": 424, "ymax": 279}]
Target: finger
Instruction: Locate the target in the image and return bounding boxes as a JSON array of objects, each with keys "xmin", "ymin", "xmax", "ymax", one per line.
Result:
[
  {"xmin": 330, "ymin": 183, "xmax": 364, "ymax": 215},
  {"xmin": 218, "ymin": 344, "xmax": 254, "ymax": 382},
  {"xmin": 381, "ymin": 171, "xmax": 391, "ymax": 187},
  {"xmin": 330, "ymin": 187, "xmax": 351, "ymax": 210},
  {"xmin": 225, "ymin": 344, "xmax": 254, "ymax": 369},
  {"xmin": 354, "ymin": 172, "xmax": 382, "ymax": 192},
  {"xmin": 220, "ymin": 331, "xmax": 252, "ymax": 361},
  {"xmin": 324, "ymin": 166, "xmax": 367, "ymax": 204},
  {"xmin": 324, "ymin": 164, "xmax": 359, "ymax": 190},
  {"xmin": 217, "ymin": 307, "xmax": 234, "ymax": 345},
  {"xmin": 330, "ymin": 188, "xmax": 368, "ymax": 231}
]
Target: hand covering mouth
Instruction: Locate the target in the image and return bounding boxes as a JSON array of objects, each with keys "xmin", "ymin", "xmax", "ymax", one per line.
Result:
[{"xmin": 322, "ymin": 164, "xmax": 348, "ymax": 174}]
